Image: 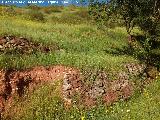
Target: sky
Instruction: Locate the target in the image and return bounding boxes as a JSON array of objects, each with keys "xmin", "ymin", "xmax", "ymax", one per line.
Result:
[{"xmin": 0, "ymin": 0, "xmax": 107, "ymax": 6}]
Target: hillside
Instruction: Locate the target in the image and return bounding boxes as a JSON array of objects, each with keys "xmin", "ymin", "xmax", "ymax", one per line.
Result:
[{"xmin": 0, "ymin": 5, "xmax": 160, "ymax": 120}]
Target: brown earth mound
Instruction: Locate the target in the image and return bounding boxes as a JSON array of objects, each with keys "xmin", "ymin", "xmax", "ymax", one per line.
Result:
[
  {"xmin": 0, "ymin": 36, "xmax": 59, "ymax": 54},
  {"xmin": 0, "ymin": 62, "xmax": 154, "ymax": 113},
  {"xmin": 0, "ymin": 65, "xmax": 79, "ymax": 112}
]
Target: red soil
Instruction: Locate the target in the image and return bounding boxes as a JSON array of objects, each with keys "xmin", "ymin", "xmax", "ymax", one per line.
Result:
[{"xmin": 0, "ymin": 65, "xmax": 80, "ymax": 112}]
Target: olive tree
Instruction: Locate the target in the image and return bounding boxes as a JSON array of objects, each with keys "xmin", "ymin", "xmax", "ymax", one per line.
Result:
[{"xmin": 90, "ymin": 0, "xmax": 160, "ymax": 69}]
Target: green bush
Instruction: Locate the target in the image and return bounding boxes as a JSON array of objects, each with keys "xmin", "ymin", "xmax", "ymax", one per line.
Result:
[
  {"xmin": 89, "ymin": 2, "xmax": 123, "ymax": 29},
  {"xmin": 27, "ymin": 10, "xmax": 45, "ymax": 21}
]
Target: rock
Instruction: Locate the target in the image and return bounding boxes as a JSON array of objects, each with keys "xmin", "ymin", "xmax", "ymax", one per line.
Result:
[
  {"xmin": 5, "ymin": 37, "xmax": 10, "ymax": 41},
  {"xmin": 63, "ymin": 79, "xmax": 71, "ymax": 91},
  {"xmin": 0, "ymin": 35, "xmax": 59, "ymax": 54},
  {"xmin": 0, "ymin": 45, "xmax": 3, "ymax": 49},
  {"xmin": 95, "ymin": 79, "xmax": 104, "ymax": 87}
]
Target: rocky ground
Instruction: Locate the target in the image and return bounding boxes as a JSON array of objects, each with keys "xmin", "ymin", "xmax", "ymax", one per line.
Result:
[
  {"xmin": 0, "ymin": 62, "xmax": 154, "ymax": 113},
  {"xmin": 0, "ymin": 35, "xmax": 59, "ymax": 54}
]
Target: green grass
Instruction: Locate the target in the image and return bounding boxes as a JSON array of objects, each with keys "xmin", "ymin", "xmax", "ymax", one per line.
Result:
[{"xmin": 0, "ymin": 15, "xmax": 136, "ymax": 71}]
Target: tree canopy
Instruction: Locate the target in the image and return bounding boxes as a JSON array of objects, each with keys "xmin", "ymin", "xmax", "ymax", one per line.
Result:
[{"xmin": 89, "ymin": 0, "xmax": 160, "ymax": 69}]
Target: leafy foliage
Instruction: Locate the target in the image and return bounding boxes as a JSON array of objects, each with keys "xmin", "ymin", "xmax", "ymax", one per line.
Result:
[
  {"xmin": 89, "ymin": 1, "xmax": 122, "ymax": 29},
  {"xmin": 90, "ymin": 0, "xmax": 160, "ymax": 69}
]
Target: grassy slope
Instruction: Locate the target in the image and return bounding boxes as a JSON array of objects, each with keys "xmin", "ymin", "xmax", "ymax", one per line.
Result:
[
  {"xmin": 0, "ymin": 15, "xmax": 136, "ymax": 71},
  {"xmin": 1, "ymin": 6, "xmax": 160, "ymax": 120}
]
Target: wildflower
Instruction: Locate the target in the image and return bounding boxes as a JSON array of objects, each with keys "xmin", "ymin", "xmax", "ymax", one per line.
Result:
[
  {"xmin": 106, "ymin": 109, "xmax": 109, "ymax": 113},
  {"xmin": 126, "ymin": 109, "xmax": 130, "ymax": 112},
  {"xmin": 81, "ymin": 116, "xmax": 85, "ymax": 120}
]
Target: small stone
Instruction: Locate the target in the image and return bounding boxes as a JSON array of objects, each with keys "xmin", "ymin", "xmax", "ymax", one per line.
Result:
[
  {"xmin": 0, "ymin": 45, "xmax": 3, "ymax": 49},
  {"xmin": 6, "ymin": 37, "xmax": 10, "ymax": 41},
  {"xmin": 63, "ymin": 83, "xmax": 71, "ymax": 91}
]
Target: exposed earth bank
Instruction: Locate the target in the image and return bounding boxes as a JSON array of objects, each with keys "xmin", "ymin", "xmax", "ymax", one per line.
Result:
[{"xmin": 0, "ymin": 62, "xmax": 156, "ymax": 113}]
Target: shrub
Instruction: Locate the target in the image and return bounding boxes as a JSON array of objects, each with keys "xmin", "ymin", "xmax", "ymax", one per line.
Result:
[
  {"xmin": 27, "ymin": 10, "xmax": 45, "ymax": 22},
  {"xmin": 89, "ymin": 2, "xmax": 122, "ymax": 29},
  {"xmin": 90, "ymin": 0, "xmax": 160, "ymax": 70},
  {"xmin": 4, "ymin": 6, "xmax": 17, "ymax": 16}
]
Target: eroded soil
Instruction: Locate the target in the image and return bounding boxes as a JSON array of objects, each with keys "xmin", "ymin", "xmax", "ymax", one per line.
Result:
[
  {"xmin": 0, "ymin": 35, "xmax": 59, "ymax": 54},
  {"xmin": 0, "ymin": 65, "xmax": 79, "ymax": 112},
  {"xmin": 0, "ymin": 62, "xmax": 151, "ymax": 113}
]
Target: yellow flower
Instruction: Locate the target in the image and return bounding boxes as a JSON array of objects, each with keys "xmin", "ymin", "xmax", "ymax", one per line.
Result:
[
  {"xmin": 81, "ymin": 116, "xmax": 85, "ymax": 120},
  {"xmin": 144, "ymin": 89, "xmax": 149, "ymax": 97},
  {"xmin": 106, "ymin": 109, "xmax": 109, "ymax": 113}
]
